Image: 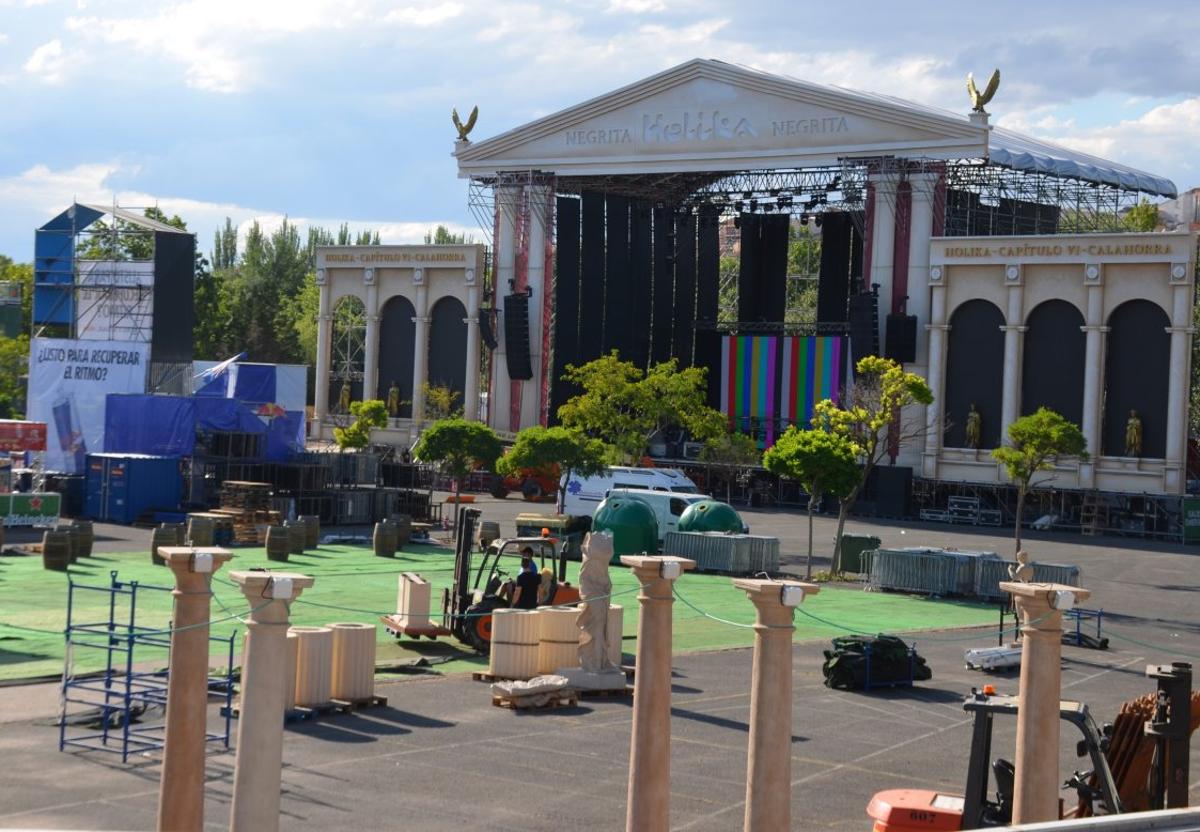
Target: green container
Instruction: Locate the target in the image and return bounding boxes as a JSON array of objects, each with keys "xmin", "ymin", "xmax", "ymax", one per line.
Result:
[
  {"xmin": 838, "ymin": 534, "xmax": 881, "ymax": 574},
  {"xmin": 677, "ymin": 500, "xmax": 744, "ymax": 534},
  {"xmin": 592, "ymin": 496, "xmax": 658, "ymax": 563},
  {"xmin": 1183, "ymin": 497, "xmax": 1200, "ymax": 545}
]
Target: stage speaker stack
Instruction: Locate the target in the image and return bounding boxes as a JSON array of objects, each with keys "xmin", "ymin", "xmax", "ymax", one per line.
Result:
[
  {"xmin": 503, "ymin": 293, "xmax": 533, "ymax": 380},
  {"xmin": 884, "ymin": 314, "xmax": 918, "ymax": 364},
  {"xmin": 847, "ymin": 293, "xmax": 879, "ymax": 366}
]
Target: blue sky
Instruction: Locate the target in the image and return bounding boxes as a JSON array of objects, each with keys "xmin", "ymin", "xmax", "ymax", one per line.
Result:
[{"xmin": 1, "ymin": 0, "xmax": 1197, "ymax": 260}]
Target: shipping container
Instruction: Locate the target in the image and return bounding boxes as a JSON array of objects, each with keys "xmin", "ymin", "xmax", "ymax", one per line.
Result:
[{"xmin": 85, "ymin": 453, "xmax": 183, "ymax": 524}]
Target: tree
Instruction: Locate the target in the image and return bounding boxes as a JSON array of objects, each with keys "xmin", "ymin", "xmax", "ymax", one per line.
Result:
[
  {"xmin": 497, "ymin": 425, "xmax": 608, "ymax": 498},
  {"xmin": 333, "ymin": 400, "xmax": 388, "ymax": 450},
  {"xmin": 424, "ymin": 225, "xmax": 471, "ymax": 245},
  {"xmin": 699, "ymin": 431, "xmax": 761, "ymax": 502},
  {"xmin": 423, "ymin": 383, "xmax": 462, "ymax": 421},
  {"xmin": 557, "ymin": 351, "xmax": 724, "ymax": 462},
  {"xmin": 814, "ymin": 355, "xmax": 934, "ymax": 572},
  {"xmin": 412, "ymin": 418, "xmax": 502, "ymax": 528},
  {"xmin": 0, "ymin": 334, "xmax": 29, "ymax": 418},
  {"xmin": 992, "ymin": 407, "xmax": 1088, "ymax": 555},
  {"xmin": 1123, "ymin": 200, "xmax": 1160, "ymax": 232},
  {"xmin": 763, "ymin": 426, "xmax": 860, "ymax": 579}
]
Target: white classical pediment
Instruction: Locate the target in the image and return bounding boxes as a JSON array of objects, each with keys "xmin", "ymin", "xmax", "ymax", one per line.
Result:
[{"xmin": 455, "ymin": 59, "xmax": 989, "ymax": 177}]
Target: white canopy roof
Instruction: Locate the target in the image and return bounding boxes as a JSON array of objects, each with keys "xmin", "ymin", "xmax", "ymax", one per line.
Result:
[{"xmin": 987, "ymin": 127, "xmax": 1175, "ymax": 197}]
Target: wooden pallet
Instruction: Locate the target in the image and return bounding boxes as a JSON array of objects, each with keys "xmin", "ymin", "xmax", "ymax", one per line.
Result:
[
  {"xmin": 491, "ymin": 690, "xmax": 578, "ymax": 710},
  {"xmin": 577, "ymin": 686, "xmax": 633, "ymax": 699}
]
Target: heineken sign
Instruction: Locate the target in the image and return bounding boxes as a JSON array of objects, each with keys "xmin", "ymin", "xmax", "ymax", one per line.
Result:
[{"xmin": 1, "ymin": 493, "xmax": 61, "ymax": 526}]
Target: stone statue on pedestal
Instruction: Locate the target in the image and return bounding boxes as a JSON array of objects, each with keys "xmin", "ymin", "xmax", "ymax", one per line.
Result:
[
  {"xmin": 965, "ymin": 403, "xmax": 982, "ymax": 450},
  {"xmin": 387, "ymin": 381, "xmax": 401, "ymax": 418},
  {"xmin": 557, "ymin": 532, "xmax": 626, "ymax": 690},
  {"xmin": 1008, "ymin": 549, "xmax": 1034, "ymax": 582},
  {"xmin": 338, "ymin": 380, "xmax": 352, "ymax": 414},
  {"xmin": 1125, "ymin": 409, "xmax": 1143, "ymax": 457}
]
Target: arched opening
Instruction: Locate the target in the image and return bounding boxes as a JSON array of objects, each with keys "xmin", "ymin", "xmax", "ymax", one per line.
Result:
[
  {"xmin": 1104, "ymin": 300, "xmax": 1170, "ymax": 457},
  {"xmin": 378, "ymin": 295, "xmax": 416, "ymax": 418},
  {"xmin": 329, "ymin": 296, "xmax": 365, "ymax": 414},
  {"xmin": 427, "ymin": 296, "xmax": 468, "ymax": 412},
  {"xmin": 1022, "ymin": 300, "xmax": 1085, "ymax": 426},
  {"xmin": 944, "ymin": 299, "xmax": 1005, "ymax": 449}
]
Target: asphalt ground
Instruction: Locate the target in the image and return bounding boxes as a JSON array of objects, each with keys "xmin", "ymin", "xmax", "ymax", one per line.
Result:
[{"xmin": 2, "ymin": 495, "xmax": 1198, "ymax": 829}]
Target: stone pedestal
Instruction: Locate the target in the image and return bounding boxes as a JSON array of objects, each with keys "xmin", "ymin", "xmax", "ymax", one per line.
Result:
[
  {"xmin": 620, "ymin": 555, "xmax": 695, "ymax": 832},
  {"xmin": 228, "ymin": 571, "xmax": 315, "ymax": 832},
  {"xmin": 1001, "ymin": 581, "xmax": 1091, "ymax": 825},
  {"xmin": 156, "ymin": 547, "xmax": 233, "ymax": 832},
  {"xmin": 734, "ymin": 578, "xmax": 819, "ymax": 832}
]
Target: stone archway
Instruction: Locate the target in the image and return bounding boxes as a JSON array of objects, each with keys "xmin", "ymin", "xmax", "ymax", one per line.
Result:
[
  {"xmin": 1104, "ymin": 300, "xmax": 1170, "ymax": 457},
  {"xmin": 1022, "ymin": 299, "xmax": 1085, "ymax": 426},
  {"xmin": 944, "ymin": 299, "xmax": 1005, "ymax": 449},
  {"xmin": 427, "ymin": 296, "xmax": 468, "ymax": 412},
  {"xmin": 329, "ymin": 295, "xmax": 365, "ymax": 413},
  {"xmin": 377, "ymin": 295, "xmax": 416, "ymax": 418}
]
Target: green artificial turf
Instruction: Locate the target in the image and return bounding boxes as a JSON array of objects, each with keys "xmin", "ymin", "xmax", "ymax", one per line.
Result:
[{"xmin": 0, "ymin": 540, "xmax": 998, "ymax": 683}]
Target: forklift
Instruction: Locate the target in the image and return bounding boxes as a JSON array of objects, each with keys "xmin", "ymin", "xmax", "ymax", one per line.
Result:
[{"xmin": 442, "ymin": 508, "xmax": 580, "ymax": 653}]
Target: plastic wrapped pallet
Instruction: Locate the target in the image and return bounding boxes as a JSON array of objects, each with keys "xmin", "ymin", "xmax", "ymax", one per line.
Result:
[
  {"xmin": 290, "ymin": 626, "xmax": 333, "ymax": 707},
  {"xmin": 537, "ymin": 608, "xmax": 580, "ymax": 674},
  {"xmin": 395, "ymin": 572, "xmax": 431, "ymax": 628},
  {"xmin": 329, "ymin": 622, "xmax": 376, "ymax": 701},
  {"xmin": 489, "ymin": 610, "xmax": 540, "ymax": 680}
]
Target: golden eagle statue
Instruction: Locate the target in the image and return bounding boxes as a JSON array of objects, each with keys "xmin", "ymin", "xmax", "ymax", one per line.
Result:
[
  {"xmin": 967, "ymin": 69, "xmax": 1000, "ymax": 114},
  {"xmin": 452, "ymin": 106, "xmax": 478, "ymax": 142}
]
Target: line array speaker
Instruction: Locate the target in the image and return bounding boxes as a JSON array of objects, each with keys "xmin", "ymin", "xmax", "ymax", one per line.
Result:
[{"xmin": 503, "ymin": 292, "xmax": 533, "ymax": 380}]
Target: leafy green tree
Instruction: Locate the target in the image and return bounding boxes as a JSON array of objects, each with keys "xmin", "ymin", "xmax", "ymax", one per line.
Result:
[
  {"xmin": 992, "ymin": 407, "xmax": 1088, "ymax": 555},
  {"xmin": 1123, "ymin": 200, "xmax": 1160, "ymax": 232},
  {"xmin": 558, "ymin": 351, "xmax": 724, "ymax": 463},
  {"xmin": 497, "ymin": 425, "xmax": 607, "ymax": 496},
  {"xmin": 699, "ymin": 431, "xmax": 761, "ymax": 502},
  {"xmin": 0, "ymin": 334, "xmax": 29, "ymax": 418},
  {"xmin": 422, "ymin": 383, "xmax": 462, "ymax": 421},
  {"xmin": 424, "ymin": 225, "xmax": 471, "ymax": 244},
  {"xmin": 814, "ymin": 355, "xmax": 933, "ymax": 571},
  {"xmin": 333, "ymin": 399, "xmax": 389, "ymax": 450},
  {"xmin": 212, "ymin": 218, "xmax": 239, "ymax": 270},
  {"xmin": 0, "ymin": 256, "xmax": 34, "ymax": 337},
  {"xmin": 413, "ymin": 418, "xmax": 502, "ymax": 528},
  {"xmin": 764, "ymin": 426, "xmax": 860, "ymax": 578}
]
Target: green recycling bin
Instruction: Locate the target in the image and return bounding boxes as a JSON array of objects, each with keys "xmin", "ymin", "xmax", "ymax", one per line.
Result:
[{"xmin": 838, "ymin": 534, "xmax": 881, "ymax": 574}]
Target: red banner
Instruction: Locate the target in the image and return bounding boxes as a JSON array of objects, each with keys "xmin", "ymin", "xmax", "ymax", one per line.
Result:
[{"xmin": 0, "ymin": 421, "xmax": 48, "ymax": 452}]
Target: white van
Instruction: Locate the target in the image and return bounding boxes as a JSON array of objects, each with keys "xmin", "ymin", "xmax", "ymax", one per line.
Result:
[
  {"xmin": 558, "ymin": 466, "xmax": 701, "ymax": 517},
  {"xmin": 607, "ymin": 488, "xmax": 710, "ymax": 542}
]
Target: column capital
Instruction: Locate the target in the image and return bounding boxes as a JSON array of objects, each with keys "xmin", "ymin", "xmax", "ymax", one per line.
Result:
[
  {"xmin": 1000, "ymin": 581, "xmax": 1090, "ymax": 632},
  {"xmin": 621, "ymin": 555, "xmax": 695, "ymax": 589},
  {"xmin": 231, "ymin": 571, "xmax": 314, "ymax": 624},
  {"xmin": 733, "ymin": 578, "xmax": 818, "ymax": 628},
  {"xmin": 160, "ymin": 546, "xmax": 233, "ymax": 588},
  {"xmin": 1165, "ymin": 326, "xmax": 1195, "ymax": 334},
  {"xmin": 464, "ymin": 317, "xmax": 479, "ymax": 325},
  {"xmin": 412, "ymin": 315, "xmax": 432, "ymax": 324},
  {"xmin": 926, "ymin": 324, "xmax": 951, "ymax": 332},
  {"xmin": 999, "ymin": 325, "xmax": 1028, "ymax": 333},
  {"xmin": 1079, "ymin": 325, "xmax": 1110, "ymax": 333},
  {"xmin": 366, "ymin": 315, "xmax": 382, "ymax": 324}
]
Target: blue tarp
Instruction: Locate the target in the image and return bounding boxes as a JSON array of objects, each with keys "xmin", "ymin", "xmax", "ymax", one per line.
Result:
[{"xmin": 104, "ymin": 394, "xmax": 304, "ymax": 461}]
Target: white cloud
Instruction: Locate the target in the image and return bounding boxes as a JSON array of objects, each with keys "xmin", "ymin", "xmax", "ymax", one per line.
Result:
[
  {"xmin": 606, "ymin": 0, "xmax": 667, "ymax": 12},
  {"xmin": 383, "ymin": 2, "xmax": 463, "ymax": 26},
  {"xmin": 23, "ymin": 38, "xmax": 67, "ymax": 82}
]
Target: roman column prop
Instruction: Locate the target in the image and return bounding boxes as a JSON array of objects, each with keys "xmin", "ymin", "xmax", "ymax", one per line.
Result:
[
  {"xmin": 228, "ymin": 571, "xmax": 315, "ymax": 832},
  {"xmin": 620, "ymin": 554, "xmax": 696, "ymax": 832},
  {"xmin": 156, "ymin": 546, "xmax": 233, "ymax": 832},
  {"xmin": 1000, "ymin": 580, "xmax": 1091, "ymax": 825},
  {"xmin": 734, "ymin": 578, "xmax": 819, "ymax": 832}
]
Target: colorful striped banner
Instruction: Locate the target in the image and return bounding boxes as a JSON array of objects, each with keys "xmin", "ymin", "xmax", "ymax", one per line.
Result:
[{"xmin": 720, "ymin": 335, "xmax": 845, "ymax": 447}]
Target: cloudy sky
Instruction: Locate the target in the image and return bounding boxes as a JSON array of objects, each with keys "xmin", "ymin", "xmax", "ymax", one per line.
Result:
[{"xmin": 0, "ymin": 0, "xmax": 1197, "ymax": 259}]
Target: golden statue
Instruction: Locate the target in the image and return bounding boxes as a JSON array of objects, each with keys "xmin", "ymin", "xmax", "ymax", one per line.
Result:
[
  {"xmin": 967, "ymin": 69, "xmax": 1001, "ymax": 113},
  {"xmin": 451, "ymin": 105, "xmax": 478, "ymax": 142},
  {"xmin": 1125, "ymin": 409, "xmax": 1143, "ymax": 457},
  {"xmin": 387, "ymin": 381, "xmax": 401, "ymax": 418},
  {"xmin": 965, "ymin": 403, "xmax": 982, "ymax": 450},
  {"xmin": 338, "ymin": 380, "xmax": 352, "ymax": 414}
]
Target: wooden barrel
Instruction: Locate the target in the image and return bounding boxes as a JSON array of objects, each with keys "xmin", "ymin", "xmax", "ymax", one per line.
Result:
[
  {"xmin": 188, "ymin": 514, "xmax": 215, "ymax": 547},
  {"xmin": 298, "ymin": 515, "xmax": 320, "ymax": 549},
  {"xmin": 372, "ymin": 521, "xmax": 397, "ymax": 558},
  {"xmin": 150, "ymin": 526, "xmax": 176, "ymax": 566},
  {"xmin": 284, "ymin": 520, "xmax": 306, "ymax": 555},
  {"xmin": 160, "ymin": 522, "xmax": 186, "ymax": 545},
  {"xmin": 42, "ymin": 530, "xmax": 72, "ymax": 571},
  {"xmin": 265, "ymin": 525, "xmax": 290, "ymax": 562},
  {"xmin": 72, "ymin": 519, "xmax": 94, "ymax": 558},
  {"xmin": 389, "ymin": 514, "xmax": 412, "ymax": 550},
  {"xmin": 55, "ymin": 524, "xmax": 79, "ymax": 563}
]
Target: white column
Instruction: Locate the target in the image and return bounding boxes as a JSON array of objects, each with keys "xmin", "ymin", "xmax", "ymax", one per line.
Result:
[
  {"xmin": 313, "ymin": 271, "xmax": 333, "ymax": 434},
  {"xmin": 362, "ymin": 270, "xmax": 380, "ymax": 402},
  {"xmin": 489, "ymin": 185, "xmax": 518, "ymax": 430},
  {"xmin": 1079, "ymin": 271, "xmax": 1105, "ymax": 487},
  {"xmin": 923, "ymin": 269, "xmax": 948, "ymax": 479},
  {"xmin": 411, "ymin": 275, "xmax": 430, "ymax": 428},
  {"xmin": 464, "ymin": 272, "xmax": 481, "ymax": 421},
  {"xmin": 1164, "ymin": 275, "xmax": 1192, "ymax": 492},
  {"xmin": 907, "ymin": 173, "xmax": 938, "ymax": 368},
  {"xmin": 1000, "ymin": 270, "xmax": 1025, "ymax": 441},
  {"xmin": 521, "ymin": 184, "xmax": 550, "ymax": 429},
  {"xmin": 868, "ymin": 174, "xmax": 898, "ymax": 353}
]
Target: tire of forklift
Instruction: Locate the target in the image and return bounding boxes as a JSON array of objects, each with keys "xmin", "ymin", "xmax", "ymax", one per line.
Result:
[
  {"xmin": 465, "ymin": 612, "xmax": 493, "ymax": 654},
  {"xmin": 490, "ymin": 481, "xmax": 508, "ymax": 499},
  {"xmin": 521, "ymin": 479, "xmax": 543, "ymax": 501}
]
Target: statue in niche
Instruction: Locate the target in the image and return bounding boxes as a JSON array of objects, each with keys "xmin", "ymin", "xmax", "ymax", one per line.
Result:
[
  {"xmin": 338, "ymin": 380, "xmax": 352, "ymax": 413},
  {"xmin": 1125, "ymin": 409, "xmax": 1143, "ymax": 457},
  {"xmin": 387, "ymin": 381, "xmax": 402, "ymax": 418},
  {"xmin": 965, "ymin": 403, "xmax": 982, "ymax": 450}
]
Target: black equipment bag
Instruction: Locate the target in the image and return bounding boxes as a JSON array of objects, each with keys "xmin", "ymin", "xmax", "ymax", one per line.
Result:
[{"xmin": 821, "ymin": 634, "xmax": 932, "ymax": 690}]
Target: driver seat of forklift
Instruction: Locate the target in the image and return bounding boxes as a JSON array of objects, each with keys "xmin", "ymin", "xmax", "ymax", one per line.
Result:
[{"xmin": 538, "ymin": 567, "xmax": 557, "ymax": 606}]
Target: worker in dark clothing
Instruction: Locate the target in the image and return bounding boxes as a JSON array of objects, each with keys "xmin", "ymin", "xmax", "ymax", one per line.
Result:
[{"xmin": 511, "ymin": 557, "xmax": 542, "ymax": 610}]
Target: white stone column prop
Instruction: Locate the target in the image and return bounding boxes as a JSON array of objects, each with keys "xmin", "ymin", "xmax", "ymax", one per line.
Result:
[
  {"xmin": 489, "ymin": 185, "xmax": 518, "ymax": 430},
  {"xmin": 868, "ymin": 174, "xmax": 898, "ymax": 350},
  {"xmin": 906, "ymin": 172, "xmax": 937, "ymax": 367},
  {"xmin": 228, "ymin": 571, "xmax": 315, "ymax": 832},
  {"xmin": 558, "ymin": 532, "xmax": 625, "ymax": 690},
  {"xmin": 621, "ymin": 554, "xmax": 696, "ymax": 832},
  {"xmin": 313, "ymin": 270, "xmax": 333, "ymax": 433},
  {"xmin": 923, "ymin": 266, "xmax": 949, "ymax": 479},
  {"xmin": 1000, "ymin": 266, "xmax": 1025, "ymax": 440},
  {"xmin": 1079, "ymin": 267, "xmax": 1105, "ymax": 487},
  {"xmin": 1164, "ymin": 267, "xmax": 1192, "ymax": 492},
  {"xmin": 463, "ymin": 270, "xmax": 481, "ymax": 421},
  {"xmin": 735, "ymin": 578, "xmax": 818, "ymax": 832},
  {"xmin": 156, "ymin": 547, "xmax": 233, "ymax": 832},
  {"xmin": 410, "ymin": 271, "xmax": 430, "ymax": 427},
  {"xmin": 521, "ymin": 184, "xmax": 550, "ymax": 429},
  {"xmin": 362, "ymin": 269, "xmax": 380, "ymax": 402},
  {"xmin": 1001, "ymin": 580, "xmax": 1091, "ymax": 825}
]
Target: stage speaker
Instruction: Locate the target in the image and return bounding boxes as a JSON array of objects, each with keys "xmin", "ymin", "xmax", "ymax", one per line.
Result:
[
  {"xmin": 847, "ymin": 293, "xmax": 878, "ymax": 365},
  {"xmin": 503, "ymin": 293, "xmax": 533, "ymax": 380},
  {"xmin": 479, "ymin": 308, "xmax": 498, "ymax": 350},
  {"xmin": 874, "ymin": 465, "xmax": 912, "ymax": 518},
  {"xmin": 884, "ymin": 313, "xmax": 917, "ymax": 364}
]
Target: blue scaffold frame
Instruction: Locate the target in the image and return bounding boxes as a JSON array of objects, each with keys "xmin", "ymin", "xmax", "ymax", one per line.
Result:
[{"xmin": 59, "ymin": 570, "xmax": 237, "ymax": 762}]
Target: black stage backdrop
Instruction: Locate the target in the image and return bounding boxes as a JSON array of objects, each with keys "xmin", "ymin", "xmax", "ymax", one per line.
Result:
[
  {"xmin": 944, "ymin": 299, "xmax": 1005, "ymax": 449},
  {"xmin": 1104, "ymin": 300, "xmax": 1170, "ymax": 458},
  {"xmin": 1021, "ymin": 300, "xmax": 1085, "ymax": 426},
  {"xmin": 377, "ymin": 295, "xmax": 416, "ymax": 416},
  {"xmin": 579, "ymin": 191, "xmax": 606, "ymax": 364},
  {"xmin": 603, "ymin": 195, "xmax": 630, "ymax": 357},
  {"xmin": 672, "ymin": 210, "xmax": 697, "ymax": 364},
  {"xmin": 550, "ymin": 195, "xmax": 582, "ymax": 422}
]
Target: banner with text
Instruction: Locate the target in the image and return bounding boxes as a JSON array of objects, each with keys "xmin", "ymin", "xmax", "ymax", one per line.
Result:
[
  {"xmin": 76, "ymin": 260, "xmax": 155, "ymax": 342},
  {"xmin": 27, "ymin": 338, "xmax": 149, "ymax": 473},
  {"xmin": 0, "ymin": 493, "xmax": 61, "ymax": 527}
]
